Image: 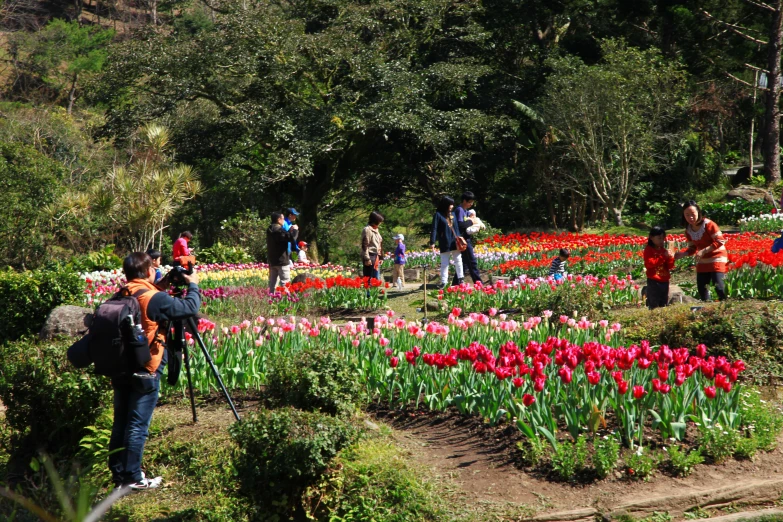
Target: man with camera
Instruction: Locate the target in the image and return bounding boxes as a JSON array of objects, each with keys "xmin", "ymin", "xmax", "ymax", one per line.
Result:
[{"xmin": 110, "ymin": 252, "xmax": 201, "ymax": 491}]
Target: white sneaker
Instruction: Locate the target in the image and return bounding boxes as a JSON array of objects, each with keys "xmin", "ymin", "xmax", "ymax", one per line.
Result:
[{"xmin": 129, "ymin": 472, "xmax": 162, "ymax": 491}]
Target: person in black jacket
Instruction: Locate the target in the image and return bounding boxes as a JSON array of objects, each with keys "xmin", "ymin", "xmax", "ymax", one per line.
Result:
[
  {"xmin": 267, "ymin": 211, "xmax": 299, "ymax": 291},
  {"xmin": 429, "ymin": 196, "xmax": 465, "ymax": 288}
]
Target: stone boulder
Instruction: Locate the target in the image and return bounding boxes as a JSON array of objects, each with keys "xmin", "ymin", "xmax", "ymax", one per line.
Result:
[
  {"xmin": 39, "ymin": 305, "xmax": 93, "ymax": 340},
  {"xmin": 292, "ymin": 273, "xmax": 324, "ymax": 285},
  {"xmin": 727, "ymin": 185, "xmax": 775, "ymax": 206},
  {"xmin": 668, "ymin": 284, "xmax": 699, "ymax": 305}
]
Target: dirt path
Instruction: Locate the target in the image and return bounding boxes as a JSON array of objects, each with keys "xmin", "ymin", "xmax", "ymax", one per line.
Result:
[{"xmin": 380, "ymin": 409, "xmax": 783, "ymax": 519}]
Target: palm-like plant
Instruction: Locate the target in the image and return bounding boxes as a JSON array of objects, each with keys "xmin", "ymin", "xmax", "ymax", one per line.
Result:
[{"xmin": 89, "ymin": 124, "xmax": 202, "ymax": 252}]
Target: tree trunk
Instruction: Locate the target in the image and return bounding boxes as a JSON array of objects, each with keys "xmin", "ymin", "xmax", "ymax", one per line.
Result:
[
  {"xmin": 762, "ymin": 1, "xmax": 783, "ymax": 184},
  {"xmin": 297, "ymin": 162, "xmax": 332, "ymax": 262},
  {"xmin": 611, "ymin": 207, "xmax": 624, "ymax": 227},
  {"xmin": 67, "ymin": 73, "xmax": 78, "ymax": 114},
  {"xmin": 545, "ymin": 190, "xmax": 557, "ymax": 229}
]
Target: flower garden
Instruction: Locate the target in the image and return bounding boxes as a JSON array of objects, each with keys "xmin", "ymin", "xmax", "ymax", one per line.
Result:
[
  {"xmin": 132, "ymin": 230, "xmax": 783, "ymax": 459},
  {"xmin": 5, "ymin": 229, "xmax": 783, "ymax": 521}
]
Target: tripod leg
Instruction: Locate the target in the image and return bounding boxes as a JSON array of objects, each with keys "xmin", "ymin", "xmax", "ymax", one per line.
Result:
[
  {"xmin": 182, "ymin": 342, "xmax": 198, "ymax": 423},
  {"xmin": 187, "ymin": 317, "xmax": 241, "ymax": 422}
]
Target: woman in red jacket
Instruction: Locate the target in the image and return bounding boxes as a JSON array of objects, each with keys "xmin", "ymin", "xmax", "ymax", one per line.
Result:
[
  {"xmin": 643, "ymin": 226, "xmax": 675, "ymax": 309},
  {"xmin": 674, "ymin": 201, "xmax": 728, "ymax": 301},
  {"xmin": 172, "ymin": 231, "xmax": 192, "ymax": 262}
]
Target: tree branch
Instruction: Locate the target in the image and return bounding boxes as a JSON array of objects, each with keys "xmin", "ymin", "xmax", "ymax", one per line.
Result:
[
  {"xmin": 700, "ymin": 10, "xmax": 769, "ymax": 45},
  {"xmin": 741, "ymin": 0, "xmax": 777, "ymax": 13}
]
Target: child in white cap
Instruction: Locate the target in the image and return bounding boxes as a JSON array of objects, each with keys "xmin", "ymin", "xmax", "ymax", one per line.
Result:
[
  {"xmin": 297, "ymin": 241, "xmax": 309, "ymax": 264},
  {"xmin": 392, "ymin": 234, "xmax": 406, "ymax": 288}
]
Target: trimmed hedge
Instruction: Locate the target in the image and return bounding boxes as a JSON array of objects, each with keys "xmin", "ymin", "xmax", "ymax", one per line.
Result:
[{"xmin": 0, "ymin": 266, "xmax": 84, "ymax": 344}]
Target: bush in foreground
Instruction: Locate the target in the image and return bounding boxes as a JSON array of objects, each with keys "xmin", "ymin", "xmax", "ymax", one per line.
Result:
[
  {"xmin": 230, "ymin": 407, "xmax": 357, "ymax": 520},
  {"xmin": 265, "ymin": 346, "xmax": 362, "ymax": 416}
]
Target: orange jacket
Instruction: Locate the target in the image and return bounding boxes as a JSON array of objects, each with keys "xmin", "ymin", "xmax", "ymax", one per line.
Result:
[{"xmin": 126, "ymin": 279, "xmax": 166, "ymax": 373}]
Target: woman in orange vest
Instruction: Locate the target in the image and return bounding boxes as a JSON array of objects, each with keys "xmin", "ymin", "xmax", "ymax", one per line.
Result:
[{"xmin": 674, "ymin": 200, "xmax": 728, "ymax": 301}]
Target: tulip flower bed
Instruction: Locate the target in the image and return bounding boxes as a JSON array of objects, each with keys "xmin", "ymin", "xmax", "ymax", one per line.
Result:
[
  {"xmin": 80, "ymin": 262, "xmax": 355, "ymax": 306},
  {"xmin": 201, "ymin": 276, "xmax": 389, "ymax": 316},
  {"xmin": 178, "ymin": 309, "xmax": 747, "ymax": 450},
  {"xmin": 437, "ymin": 275, "xmax": 639, "ymax": 313},
  {"xmin": 739, "ymin": 211, "xmax": 783, "ymax": 233}
]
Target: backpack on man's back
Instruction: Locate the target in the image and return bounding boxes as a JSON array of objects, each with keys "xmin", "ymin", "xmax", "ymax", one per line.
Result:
[{"xmin": 67, "ymin": 288, "xmax": 152, "ymax": 376}]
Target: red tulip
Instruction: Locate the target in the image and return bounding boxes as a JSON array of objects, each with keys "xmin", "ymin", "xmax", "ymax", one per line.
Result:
[
  {"xmin": 512, "ymin": 377, "xmax": 524, "ymax": 388},
  {"xmin": 558, "ymin": 366, "xmax": 573, "ymax": 384},
  {"xmin": 587, "ymin": 371, "xmax": 601, "ymax": 385},
  {"xmin": 522, "ymin": 394, "xmax": 536, "ymax": 407},
  {"xmin": 618, "ymin": 380, "xmax": 629, "ymax": 394},
  {"xmin": 390, "ymin": 356, "xmax": 399, "ymax": 368},
  {"xmin": 704, "ymin": 385, "xmax": 716, "ymax": 399},
  {"xmin": 633, "ymin": 385, "xmax": 646, "ymax": 400}
]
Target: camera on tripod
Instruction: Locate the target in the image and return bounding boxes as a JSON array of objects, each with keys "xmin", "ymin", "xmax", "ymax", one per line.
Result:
[{"xmin": 169, "ymin": 255, "xmax": 196, "ymax": 287}]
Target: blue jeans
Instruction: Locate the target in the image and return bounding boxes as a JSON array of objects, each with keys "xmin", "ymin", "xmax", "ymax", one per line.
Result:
[{"xmin": 109, "ymin": 369, "xmax": 162, "ymax": 485}]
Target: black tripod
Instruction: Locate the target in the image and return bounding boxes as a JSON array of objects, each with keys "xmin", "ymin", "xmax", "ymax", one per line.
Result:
[{"xmin": 173, "ymin": 316, "xmax": 241, "ymax": 423}]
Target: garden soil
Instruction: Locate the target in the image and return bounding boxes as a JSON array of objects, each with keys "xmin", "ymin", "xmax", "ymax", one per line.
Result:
[{"xmin": 378, "ymin": 408, "xmax": 783, "ymax": 520}]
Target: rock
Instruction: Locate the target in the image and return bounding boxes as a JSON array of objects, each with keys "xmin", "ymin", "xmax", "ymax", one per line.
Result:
[
  {"xmin": 668, "ymin": 284, "xmax": 698, "ymax": 305},
  {"xmin": 363, "ymin": 419, "xmax": 380, "ymax": 431},
  {"xmin": 403, "ymin": 268, "xmax": 421, "ymax": 281},
  {"xmin": 425, "ymin": 301, "xmax": 440, "ymax": 312},
  {"xmin": 291, "ymin": 272, "xmax": 324, "ymax": 285},
  {"xmin": 39, "ymin": 305, "xmax": 93, "ymax": 340},
  {"xmin": 727, "ymin": 185, "xmax": 775, "ymax": 206}
]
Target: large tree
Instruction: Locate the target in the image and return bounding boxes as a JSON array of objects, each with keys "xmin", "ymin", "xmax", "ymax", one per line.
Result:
[
  {"xmin": 539, "ymin": 40, "xmax": 687, "ymax": 226},
  {"xmin": 95, "ymin": 0, "xmax": 517, "ymax": 256}
]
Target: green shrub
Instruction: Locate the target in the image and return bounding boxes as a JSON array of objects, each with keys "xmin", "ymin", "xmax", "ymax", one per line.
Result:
[
  {"xmin": 734, "ymin": 437, "xmax": 758, "ymax": 460},
  {"xmin": 517, "ymin": 437, "xmax": 549, "ymax": 467},
  {"xmin": 68, "ymin": 244, "xmax": 122, "ymax": 272},
  {"xmin": 699, "ymin": 425, "xmax": 739, "ymax": 464},
  {"xmin": 666, "ymin": 445, "xmax": 703, "ymax": 476},
  {"xmin": 265, "ymin": 346, "xmax": 362, "ymax": 416},
  {"xmin": 0, "ymin": 265, "xmax": 84, "ymax": 344},
  {"xmin": 304, "ymin": 436, "xmax": 446, "ymax": 521},
  {"xmin": 198, "ymin": 241, "xmax": 254, "ymax": 264},
  {"xmin": 625, "ymin": 448, "xmax": 658, "ymax": 480},
  {"xmin": 0, "ymin": 141, "xmax": 66, "ymax": 270},
  {"xmin": 700, "ymin": 199, "xmax": 769, "ymax": 226},
  {"xmin": 593, "ymin": 435, "xmax": 620, "ymax": 479},
  {"xmin": 230, "ymin": 407, "xmax": 357, "ymax": 520},
  {"xmin": 551, "ymin": 436, "xmax": 588, "ymax": 481},
  {"xmin": 0, "ymin": 339, "xmax": 110, "ymax": 474},
  {"xmin": 740, "ymin": 389, "xmax": 783, "ymax": 451}
]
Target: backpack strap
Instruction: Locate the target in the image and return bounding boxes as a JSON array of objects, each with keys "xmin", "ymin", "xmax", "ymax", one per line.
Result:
[{"xmin": 132, "ymin": 289, "xmax": 153, "ymax": 299}]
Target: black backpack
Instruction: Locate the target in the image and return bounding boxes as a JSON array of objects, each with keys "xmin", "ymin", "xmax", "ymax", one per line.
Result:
[{"xmin": 68, "ymin": 288, "xmax": 153, "ymax": 376}]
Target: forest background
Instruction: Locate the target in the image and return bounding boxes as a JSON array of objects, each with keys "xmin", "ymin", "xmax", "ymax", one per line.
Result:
[{"xmin": 0, "ymin": 0, "xmax": 781, "ymax": 269}]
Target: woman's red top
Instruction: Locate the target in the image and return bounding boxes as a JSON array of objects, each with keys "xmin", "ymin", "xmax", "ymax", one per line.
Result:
[{"xmin": 172, "ymin": 237, "xmax": 190, "ymax": 259}]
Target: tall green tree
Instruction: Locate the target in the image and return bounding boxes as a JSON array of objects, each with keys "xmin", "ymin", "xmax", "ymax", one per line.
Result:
[
  {"xmin": 95, "ymin": 0, "xmax": 518, "ymax": 257},
  {"xmin": 13, "ymin": 19, "xmax": 114, "ymax": 113},
  {"xmin": 539, "ymin": 40, "xmax": 687, "ymax": 226},
  {"xmin": 0, "ymin": 142, "xmax": 66, "ymax": 268}
]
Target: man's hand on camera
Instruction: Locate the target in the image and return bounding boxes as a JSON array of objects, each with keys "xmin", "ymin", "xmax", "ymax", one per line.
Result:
[
  {"xmin": 291, "ymin": 224, "xmax": 299, "ymax": 230},
  {"xmin": 183, "ymin": 272, "xmax": 199, "ymax": 285}
]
